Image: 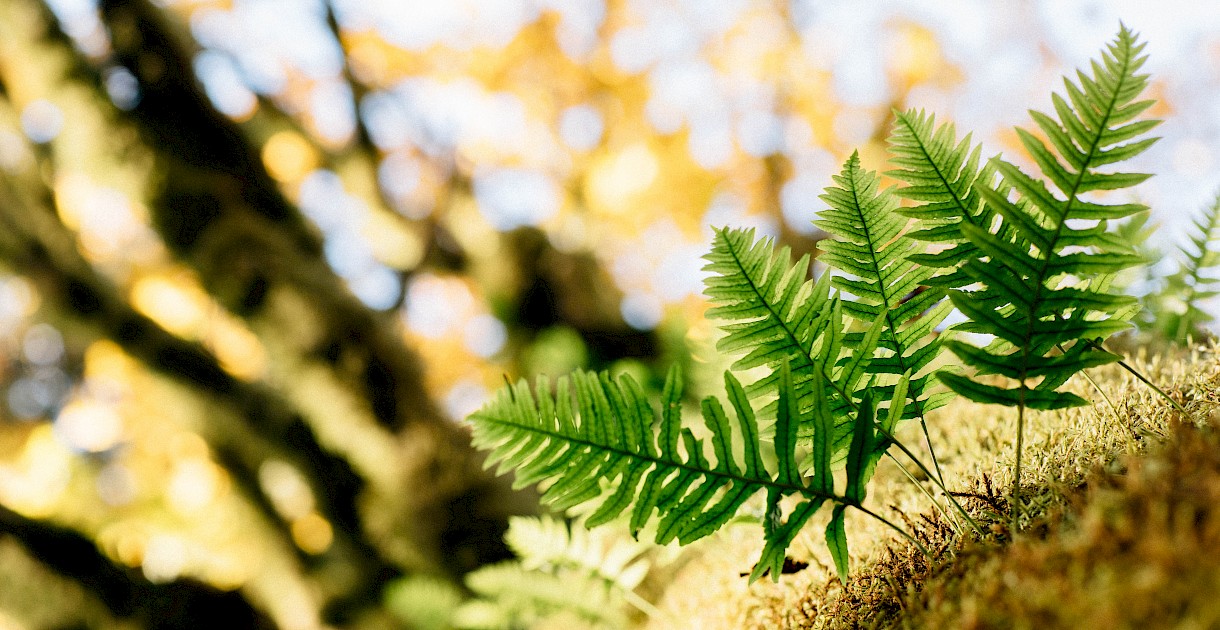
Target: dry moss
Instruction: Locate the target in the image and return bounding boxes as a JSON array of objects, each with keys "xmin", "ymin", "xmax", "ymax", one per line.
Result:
[
  {"xmin": 647, "ymin": 341, "xmax": 1220, "ymax": 629},
  {"xmin": 902, "ymin": 414, "xmax": 1220, "ymax": 629}
]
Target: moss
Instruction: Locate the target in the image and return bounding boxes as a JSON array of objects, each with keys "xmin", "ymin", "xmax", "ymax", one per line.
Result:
[
  {"xmin": 648, "ymin": 342, "xmax": 1220, "ymax": 629},
  {"xmin": 895, "ymin": 414, "xmax": 1220, "ymax": 628}
]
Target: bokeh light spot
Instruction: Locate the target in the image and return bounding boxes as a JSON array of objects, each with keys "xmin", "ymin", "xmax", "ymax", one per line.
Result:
[
  {"xmin": 559, "ymin": 105, "xmax": 604, "ymax": 151},
  {"xmin": 463, "ymin": 314, "xmax": 507, "ymax": 358},
  {"xmin": 620, "ymin": 292, "xmax": 664, "ymax": 330},
  {"xmin": 262, "ymin": 132, "xmax": 319, "ymax": 183},
  {"xmin": 54, "ymin": 399, "xmax": 124, "ymax": 453},
  {"xmin": 291, "ymin": 513, "xmax": 334, "ymax": 555},
  {"xmin": 20, "ymin": 100, "xmax": 63, "ymax": 144}
]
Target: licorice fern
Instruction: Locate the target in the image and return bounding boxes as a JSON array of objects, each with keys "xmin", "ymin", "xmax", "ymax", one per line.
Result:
[
  {"xmin": 888, "ymin": 109, "xmax": 1002, "ymax": 289},
  {"xmin": 456, "ymin": 561, "xmax": 626, "ymax": 629},
  {"xmin": 445, "ymin": 515, "xmax": 665, "ymax": 629},
  {"xmin": 1161, "ymin": 193, "xmax": 1220, "ymax": 342},
  {"xmin": 700, "ymin": 227, "xmax": 834, "ymax": 409},
  {"xmin": 815, "ymin": 153, "xmax": 954, "ymax": 478},
  {"xmin": 502, "ymin": 515, "xmax": 654, "ymax": 589},
  {"xmin": 922, "ymin": 26, "xmax": 1157, "ymax": 525},
  {"xmin": 470, "ymin": 363, "xmax": 912, "ymax": 583},
  {"xmin": 467, "ymin": 27, "xmax": 1189, "ymax": 602},
  {"xmin": 701, "ymin": 227, "xmax": 887, "ymax": 453}
]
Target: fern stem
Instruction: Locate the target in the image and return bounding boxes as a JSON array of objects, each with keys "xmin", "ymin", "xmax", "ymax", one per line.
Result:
[
  {"xmin": 919, "ymin": 417, "xmax": 947, "ymax": 486},
  {"xmin": 622, "ymin": 588, "xmax": 666, "ymax": 621},
  {"xmin": 1052, "ymin": 337, "xmax": 1138, "ymax": 446},
  {"xmin": 1071, "ymin": 336, "xmax": 1186, "ymax": 414},
  {"xmin": 1011, "ymin": 400, "xmax": 1025, "ymax": 534},
  {"xmin": 1111, "ymin": 354, "xmax": 1189, "ymax": 415},
  {"xmin": 1078, "ymin": 367, "xmax": 1138, "ymax": 448},
  {"xmin": 851, "ymin": 503, "xmax": 932, "ymax": 559},
  {"xmin": 886, "ymin": 451, "xmax": 962, "ymax": 533},
  {"xmin": 876, "ymin": 426, "xmax": 984, "ymax": 535}
]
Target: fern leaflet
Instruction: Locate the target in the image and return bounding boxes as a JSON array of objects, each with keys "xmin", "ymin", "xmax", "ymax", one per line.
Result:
[
  {"xmin": 457, "ymin": 561, "xmax": 626, "ymax": 629},
  {"xmin": 702, "ymin": 227, "xmax": 830, "ymax": 398},
  {"xmin": 702, "ymin": 227, "xmax": 886, "ymax": 451},
  {"xmin": 888, "ymin": 109, "xmax": 1002, "ymax": 289},
  {"xmin": 503, "ymin": 515, "xmax": 654, "ymax": 591}
]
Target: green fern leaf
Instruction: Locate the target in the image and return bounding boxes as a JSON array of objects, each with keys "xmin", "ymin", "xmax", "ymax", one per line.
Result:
[
  {"xmin": 815, "ymin": 152, "xmax": 952, "ymax": 424},
  {"xmin": 888, "ymin": 109, "xmax": 1002, "ymax": 286},
  {"xmin": 502, "ymin": 516, "xmax": 654, "ymax": 591},
  {"xmin": 456, "ymin": 561, "xmax": 626, "ymax": 629},
  {"xmin": 938, "ymin": 25, "xmax": 1156, "ymax": 410},
  {"xmin": 471, "ymin": 366, "xmax": 785, "ymax": 546},
  {"xmin": 471, "ymin": 363, "xmax": 900, "ymax": 584},
  {"xmin": 702, "ymin": 226, "xmax": 831, "ymax": 395},
  {"xmin": 1160, "ymin": 192, "xmax": 1220, "ymax": 341},
  {"xmin": 702, "ymin": 227, "xmax": 887, "ymax": 454}
]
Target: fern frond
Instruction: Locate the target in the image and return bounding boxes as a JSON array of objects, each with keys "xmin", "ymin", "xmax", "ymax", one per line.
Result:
[
  {"xmin": 470, "ymin": 364, "xmax": 900, "ymax": 583},
  {"xmin": 1163, "ymin": 192, "xmax": 1220, "ymax": 341},
  {"xmin": 503, "ymin": 515, "xmax": 653, "ymax": 591},
  {"xmin": 702, "ymin": 226, "xmax": 831, "ymax": 392},
  {"xmin": 702, "ymin": 227, "xmax": 886, "ymax": 452},
  {"xmin": 888, "ymin": 109, "xmax": 1001, "ymax": 286},
  {"xmin": 938, "ymin": 26, "xmax": 1156, "ymax": 411},
  {"xmin": 815, "ymin": 152, "xmax": 953, "ymax": 421},
  {"xmin": 456, "ymin": 561, "xmax": 626, "ymax": 629}
]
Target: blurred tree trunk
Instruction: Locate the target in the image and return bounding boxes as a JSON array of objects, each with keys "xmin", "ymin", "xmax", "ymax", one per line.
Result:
[
  {"xmin": 89, "ymin": 0, "xmax": 524, "ymax": 585},
  {"xmin": 0, "ymin": 504, "xmax": 277, "ymax": 630},
  {"xmin": 0, "ymin": 0, "xmax": 534, "ymax": 622},
  {"xmin": 0, "ymin": 0, "xmax": 673, "ymax": 623}
]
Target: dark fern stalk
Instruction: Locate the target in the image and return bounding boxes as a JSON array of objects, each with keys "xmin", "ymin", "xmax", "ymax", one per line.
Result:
[{"xmin": 926, "ymin": 26, "xmax": 1158, "ymax": 530}]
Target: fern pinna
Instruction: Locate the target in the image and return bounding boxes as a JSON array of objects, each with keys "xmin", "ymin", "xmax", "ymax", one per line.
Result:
[
  {"xmin": 888, "ymin": 109, "xmax": 1001, "ymax": 289},
  {"xmin": 913, "ymin": 26, "xmax": 1157, "ymax": 524},
  {"xmin": 470, "ymin": 364, "xmax": 911, "ymax": 583}
]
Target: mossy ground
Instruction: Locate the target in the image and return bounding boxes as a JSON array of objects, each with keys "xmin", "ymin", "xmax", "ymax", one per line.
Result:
[{"xmin": 643, "ymin": 341, "xmax": 1220, "ymax": 629}]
